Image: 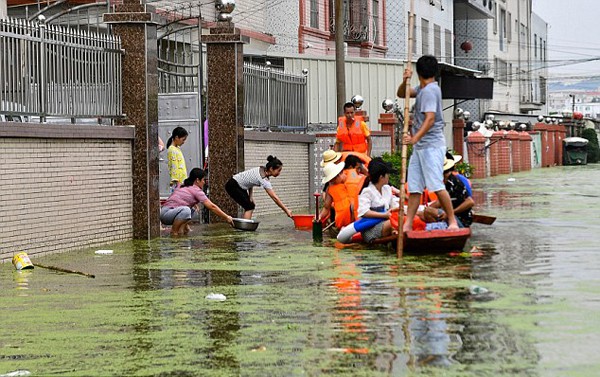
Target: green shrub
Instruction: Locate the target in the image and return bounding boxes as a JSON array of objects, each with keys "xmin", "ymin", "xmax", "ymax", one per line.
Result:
[{"xmin": 582, "ymin": 128, "xmax": 600, "ymax": 163}]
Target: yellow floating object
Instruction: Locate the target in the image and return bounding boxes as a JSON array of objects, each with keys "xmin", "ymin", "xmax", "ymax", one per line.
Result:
[{"xmin": 12, "ymin": 252, "xmax": 34, "ymax": 270}]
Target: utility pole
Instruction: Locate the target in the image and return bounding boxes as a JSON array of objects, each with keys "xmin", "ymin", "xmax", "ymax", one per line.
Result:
[{"xmin": 335, "ymin": 0, "xmax": 346, "ymax": 115}]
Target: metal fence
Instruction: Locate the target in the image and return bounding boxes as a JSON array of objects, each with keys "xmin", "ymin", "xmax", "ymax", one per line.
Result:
[
  {"xmin": 0, "ymin": 17, "xmax": 122, "ymax": 120},
  {"xmin": 243, "ymin": 62, "xmax": 308, "ymax": 132}
]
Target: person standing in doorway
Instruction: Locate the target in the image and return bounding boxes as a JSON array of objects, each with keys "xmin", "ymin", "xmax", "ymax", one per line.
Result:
[
  {"xmin": 167, "ymin": 127, "xmax": 189, "ymax": 192},
  {"xmin": 334, "ymin": 102, "xmax": 372, "ymax": 156},
  {"xmin": 225, "ymin": 156, "xmax": 293, "ymax": 220},
  {"xmin": 397, "ymin": 55, "xmax": 458, "ymax": 232}
]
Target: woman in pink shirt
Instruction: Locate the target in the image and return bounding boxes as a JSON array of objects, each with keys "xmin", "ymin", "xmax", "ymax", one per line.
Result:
[{"xmin": 160, "ymin": 168, "xmax": 233, "ymax": 236}]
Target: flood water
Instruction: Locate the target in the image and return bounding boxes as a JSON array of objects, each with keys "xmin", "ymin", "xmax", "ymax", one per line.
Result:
[{"xmin": 2, "ymin": 165, "xmax": 600, "ymax": 376}]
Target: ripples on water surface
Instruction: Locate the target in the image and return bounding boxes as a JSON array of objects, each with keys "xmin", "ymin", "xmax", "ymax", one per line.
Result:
[{"xmin": 1, "ymin": 165, "xmax": 600, "ymax": 376}]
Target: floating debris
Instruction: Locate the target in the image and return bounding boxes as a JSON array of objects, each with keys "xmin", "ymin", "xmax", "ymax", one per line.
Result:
[
  {"xmin": 469, "ymin": 285, "xmax": 489, "ymax": 295},
  {"xmin": 0, "ymin": 370, "xmax": 32, "ymax": 377},
  {"xmin": 507, "ymin": 178, "xmax": 516, "ymax": 182},
  {"xmin": 95, "ymin": 250, "xmax": 114, "ymax": 255},
  {"xmin": 205, "ymin": 293, "xmax": 226, "ymax": 301}
]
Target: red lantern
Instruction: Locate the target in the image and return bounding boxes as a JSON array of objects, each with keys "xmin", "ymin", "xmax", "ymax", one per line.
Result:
[{"xmin": 460, "ymin": 40, "xmax": 473, "ymax": 53}]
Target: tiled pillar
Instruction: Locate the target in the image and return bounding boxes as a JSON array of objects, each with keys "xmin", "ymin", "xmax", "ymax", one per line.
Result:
[
  {"xmin": 378, "ymin": 113, "xmax": 397, "ymax": 152},
  {"xmin": 466, "ymin": 131, "xmax": 486, "ymax": 179},
  {"xmin": 202, "ymin": 22, "xmax": 249, "ymax": 220},
  {"xmin": 452, "ymin": 119, "xmax": 465, "ymax": 157},
  {"xmin": 534, "ymin": 123, "xmax": 550, "ymax": 167},
  {"xmin": 547, "ymin": 126, "xmax": 557, "ymax": 166},
  {"xmin": 104, "ymin": 6, "xmax": 160, "ymax": 239},
  {"xmin": 519, "ymin": 131, "xmax": 532, "ymax": 171},
  {"xmin": 555, "ymin": 125, "xmax": 566, "ymax": 166},
  {"xmin": 507, "ymin": 130, "xmax": 520, "ymax": 173}
]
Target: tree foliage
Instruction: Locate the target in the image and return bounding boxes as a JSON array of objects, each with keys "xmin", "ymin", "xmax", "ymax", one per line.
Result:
[{"xmin": 581, "ymin": 128, "xmax": 600, "ymax": 163}]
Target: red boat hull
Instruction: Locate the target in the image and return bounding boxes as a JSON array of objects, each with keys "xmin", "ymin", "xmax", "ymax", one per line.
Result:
[{"xmin": 403, "ymin": 228, "xmax": 471, "ymax": 254}]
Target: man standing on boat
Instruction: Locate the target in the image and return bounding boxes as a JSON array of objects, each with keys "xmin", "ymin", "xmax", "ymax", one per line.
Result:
[
  {"xmin": 334, "ymin": 102, "xmax": 372, "ymax": 157},
  {"xmin": 397, "ymin": 55, "xmax": 458, "ymax": 232}
]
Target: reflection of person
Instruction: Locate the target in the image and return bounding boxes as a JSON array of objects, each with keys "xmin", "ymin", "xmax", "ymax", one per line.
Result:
[
  {"xmin": 428, "ymin": 154, "xmax": 474, "ymax": 227},
  {"xmin": 167, "ymin": 127, "xmax": 189, "ymax": 191},
  {"xmin": 225, "ymin": 155, "xmax": 293, "ymax": 220},
  {"xmin": 334, "ymin": 102, "xmax": 372, "ymax": 156},
  {"xmin": 397, "ymin": 55, "xmax": 458, "ymax": 232},
  {"xmin": 356, "ymin": 158, "xmax": 399, "ymax": 243},
  {"xmin": 160, "ymin": 168, "xmax": 233, "ymax": 236}
]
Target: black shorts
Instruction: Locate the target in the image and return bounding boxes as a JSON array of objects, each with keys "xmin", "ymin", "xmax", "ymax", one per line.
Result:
[{"xmin": 225, "ymin": 178, "xmax": 256, "ymax": 211}]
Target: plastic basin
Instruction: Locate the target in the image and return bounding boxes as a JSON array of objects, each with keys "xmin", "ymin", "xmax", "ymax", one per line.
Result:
[{"xmin": 292, "ymin": 214, "xmax": 315, "ymax": 230}]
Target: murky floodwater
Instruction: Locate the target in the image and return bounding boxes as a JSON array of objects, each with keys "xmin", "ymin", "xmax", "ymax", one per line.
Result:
[{"xmin": 2, "ymin": 165, "xmax": 600, "ymax": 376}]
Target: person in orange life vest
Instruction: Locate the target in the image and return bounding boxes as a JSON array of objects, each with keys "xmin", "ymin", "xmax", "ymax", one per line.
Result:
[
  {"xmin": 334, "ymin": 102, "xmax": 372, "ymax": 156},
  {"xmin": 318, "ymin": 161, "xmax": 355, "ymax": 230},
  {"xmin": 318, "ymin": 152, "xmax": 365, "ymax": 229}
]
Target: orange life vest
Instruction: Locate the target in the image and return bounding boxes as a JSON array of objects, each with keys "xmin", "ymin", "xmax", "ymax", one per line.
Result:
[
  {"xmin": 403, "ymin": 183, "xmax": 434, "ymax": 205},
  {"xmin": 343, "ymin": 169, "xmax": 366, "ymax": 218},
  {"xmin": 337, "ymin": 117, "xmax": 368, "ymax": 154},
  {"xmin": 328, "ymin": 183, "xmax": 354, "ymax": 229}
]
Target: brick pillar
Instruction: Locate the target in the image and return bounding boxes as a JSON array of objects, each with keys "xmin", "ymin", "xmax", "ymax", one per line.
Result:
[
  {"xmin": 534, "ymin": 123, "xmax": 550, "ymax": 167},
  {"xmin": 466, "ymin": 131, "xmax": 486, "ymax": 179},
  {"xmin": 507, "ymin": 130, "xmax": 520, "ymax": 173},
  {"xmin": 379, "ymin": 113, "xmax": 397, "ymax": 152},
  {"xmin": 490, "ymin": 131, "xmax": 510, "ymax": 176},
  {"xmin": 202, "ymin": 23, "xmax": 249, "ymax": 220},
  {"xmin": 104, "ymin": 6, "xmax": 160, "ymax": 239},
  {"xmin": 519, "ymin": 131, "xmax": 532, "ymax": 171},
  {"xmin": 452, "ymin": 119, "xmax": 466, "ymax": 156}
]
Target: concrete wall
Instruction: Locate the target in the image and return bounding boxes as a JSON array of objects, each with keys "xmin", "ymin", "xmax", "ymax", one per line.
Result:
[
  {"xmin": 0, "ymin": 123, "xmax": 134, "ymax": 261},
  {"xmin": 243, "ymin": 131, "xmax": 315, "ymax": 217}
]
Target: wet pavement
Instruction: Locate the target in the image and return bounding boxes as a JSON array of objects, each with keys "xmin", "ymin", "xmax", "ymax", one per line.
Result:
[{"xmin": 1, "ymin": 165, "xmax": 600, "ymax": 376}]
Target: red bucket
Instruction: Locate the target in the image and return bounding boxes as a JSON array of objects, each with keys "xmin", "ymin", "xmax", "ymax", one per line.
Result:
[{"xmin": 292, "ymin": 214, "xmax": 315, "ymax": 230}]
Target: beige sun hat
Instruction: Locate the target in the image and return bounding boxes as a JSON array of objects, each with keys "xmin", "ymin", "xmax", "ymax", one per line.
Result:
[
  {"xmin": 443, "ymin": 154, "xmax": 462, "ymax": 171},
  {"xmin": 322, "ymin": 160, "xmax": 345, "ymax": 184},
  {"xmin": 320, "ymin": 150, "xmax": 342, "ymax": 167}
]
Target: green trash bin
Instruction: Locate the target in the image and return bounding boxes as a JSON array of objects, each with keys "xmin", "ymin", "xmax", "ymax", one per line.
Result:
[{"xmin": 563, "ymin": 137, "xmax": 589, "ymax": 165}]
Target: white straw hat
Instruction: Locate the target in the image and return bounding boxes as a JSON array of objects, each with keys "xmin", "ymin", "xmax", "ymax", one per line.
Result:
[
  {"xmin": 320, "ymin": 150, "xmax": 342, "ymax": 167},
  {"xmin": 322, "ymin": 161, "xmax": 345, "ymax": 184},
  {"xmin": 443, "ymin": 154, "xmax": 462, "ymax": 171}
]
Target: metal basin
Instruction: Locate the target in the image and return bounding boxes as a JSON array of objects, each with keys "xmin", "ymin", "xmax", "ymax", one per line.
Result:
[{"xmin": 232, "ymin": 218, "xmax": 260, "ymax": 231}]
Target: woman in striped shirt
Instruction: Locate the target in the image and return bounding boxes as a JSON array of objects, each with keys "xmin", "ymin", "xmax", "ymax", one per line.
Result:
[{"xmin": 225, "ymin": 155, "xmax": 293, "ymax": 220}]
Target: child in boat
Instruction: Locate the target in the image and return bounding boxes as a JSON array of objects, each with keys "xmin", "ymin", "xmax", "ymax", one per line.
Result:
[
  {"xmin": 225, "ymin": 155, "xmax": 292, "ymax": 220},
  {"xmin": 160, "ymin": 168, "xmax": 233, "ymax": 236},
  {"xmin": 426, "ymin": 154, "xmax": 474, "ymax": 227}
]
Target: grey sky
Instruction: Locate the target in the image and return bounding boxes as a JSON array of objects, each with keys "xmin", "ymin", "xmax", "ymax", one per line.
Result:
[{"xmin": 532, "ymin": 0, "xmax": 600, "ymax": 81}]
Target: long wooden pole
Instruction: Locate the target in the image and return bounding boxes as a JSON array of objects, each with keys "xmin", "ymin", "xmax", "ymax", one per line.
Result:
[
  {"xmin": 334, "ymin": 0, "xmax": 346, "ymax": 114},
  {"xmin": 397, "ymin": 0, "xmax": 415, "ymax": 258}
]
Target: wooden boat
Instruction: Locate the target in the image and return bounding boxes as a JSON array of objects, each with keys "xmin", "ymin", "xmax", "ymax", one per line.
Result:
[{"xmin": 351, "ymin": 227, "xmax": 471, "ymax": 254}]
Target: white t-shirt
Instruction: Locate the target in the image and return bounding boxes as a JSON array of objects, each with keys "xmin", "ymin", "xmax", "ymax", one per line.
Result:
[
  {"xmin": 233, "ymin": 167, "xmax": 273, "ymax": 190},
  {"xmin": 358, "ymin": 182, "xmax": 399, "ymax": 218}
]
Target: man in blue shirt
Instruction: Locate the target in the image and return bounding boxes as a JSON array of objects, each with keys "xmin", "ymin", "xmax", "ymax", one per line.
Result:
[{"xmin": 397, "ymin": 55, "xmax": 458, "ymax": 232}]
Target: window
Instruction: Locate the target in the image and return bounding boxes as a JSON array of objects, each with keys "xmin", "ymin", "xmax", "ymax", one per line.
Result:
[
  {"xmin": 534, "ymin": 34, "xmax": 537, "ymax": 58},
  {"xmin": 310, "ymin": 0, "xmax": 319, "ymax": 28},
  {"xmin": 444, "ymin": 29, "xmax": 452, "ymax": 62},
  {"xmin": 413, "ymin": 13, "xmax": 417, "ymax": 54},
  {"xmin": 499, "ymin": 8, "xmax": 506, "ymax": 51},
  {"xmin": 507, "ymin": 12, "xmax": 512, "ymax": 42},
  {"xmin": 493, "ymin": 2, "xmax": 497, "ymax": 34},
  {"xmin": 434, "ymin": 24, "xmax": 441, "ymax": 59},
  {"xmin": 422, "ymin": 18, "xmax": 429, "ymax": 55},
  {"xmin": 543, "ymin": 40, "xmax": 546, "ymax": 61},
  {"xmin": 372, "ymin": 0, "xmax": 379, "ymax": 44},
  {"xmin": 495, "ymin": 57, "xmax": 508, "ymax": 84}
]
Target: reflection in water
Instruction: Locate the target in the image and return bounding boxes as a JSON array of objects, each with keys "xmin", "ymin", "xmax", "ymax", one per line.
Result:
[{"xmin": 3, "ymin": 166, "xmax": 600, "ymax": 375}]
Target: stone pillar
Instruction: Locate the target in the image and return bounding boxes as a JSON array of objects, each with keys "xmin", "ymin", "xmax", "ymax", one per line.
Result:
[
  {"xmin": 104, "ymin": 5, "xmax": 160, "ymax": 239},
  {"xmin": 466, "ymin": 131, "xmax": 486, "ymax": 179},
  {"xmin": 355, "ymin": 109, "xmax": 369, "ymax": 123},
  {"xmin": 519, "ymin": 131, "xmax": 532, "ymax": 171},
  {"xmin": 547, "ymin": 126, "xmax": 557, "ymax": 166},
  {"xmin": 202, "ymin": 22, "xmax": 248, "ymax": 220},
  {"xmin": 507, "ymin": 130, "xmax": 520, "ymax": 173},
  {"xmin": 452, "ymin": 119, "xmax": 466, "ymax": 156},
  {"xmin": 378, "ymin": 113, "xmax": 397, "ymax": 152}
]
